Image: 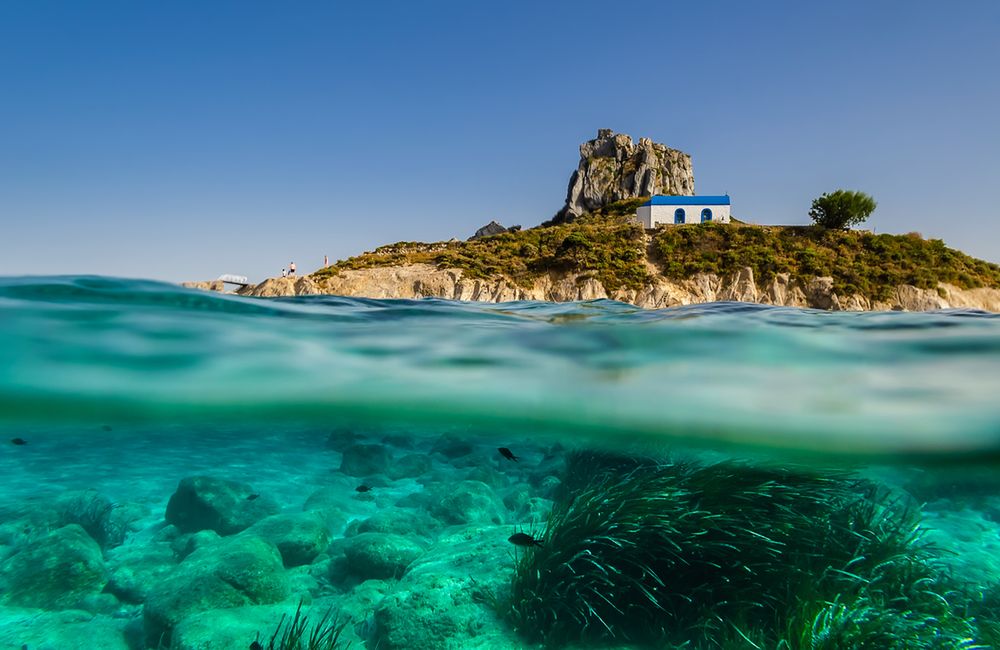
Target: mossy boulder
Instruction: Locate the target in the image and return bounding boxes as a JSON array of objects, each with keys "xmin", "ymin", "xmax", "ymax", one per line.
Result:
[
  {"xmin": 171, "ymin": 528, "xmax": 222, "ymax": 560},
  {"xmin": 0, "ymin": 524, "xmax": 108, "ymax": 609},
  {"xmin": 429, "ymin": 480, "xmax": 506, "ymax": 526},
  {"xmin": 339, "ymin": 443, "xmax": 393, "ymax": 477},
  {"xmin": 165, "ymin": 476, "xmax": 279, "ymax": 535},
  {"xmin": 349, "ymin": 508, "xmax": 442, "ymax": 540},
  {"xmin": 170, "ymin": 601, "xmax": 361, "ymax": 650},
  {"xmin": 430, "ymin": 435, "xmax": 477, "ymax": 459},
  {"xmin": 170, "ymin": 604, "xmax": 289, "ymax": 650},
  {"xmin": 386, "ymin": 453, "xmax": 433, "ymax": 480},
  {"xmin": 143, "ymin": 534, "xmax": 290, "ymax": 647},
  {"xmin": 242, "ymin": 511, "xmax": 331, "ymax": 567},
  {"xmin": 341, "ymin": 532, "xmax": 425, "ymax": 580},
  {"xmin": 106, "ymin": 541, "xmax": 178, "ymax": 603},
  {"xmin": 372, "ymin": 526, "xmax": 519, "ymax": 650},
  {"xmin": 0, "ymin": 608, "xmax": 130, "ymax": 650}
]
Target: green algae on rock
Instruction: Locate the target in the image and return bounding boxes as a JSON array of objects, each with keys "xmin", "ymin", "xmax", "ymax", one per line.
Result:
[
  {"xmin": 0, "ymin": 524, "xmax": 109, "ymax": 610},
  {"xmin": 143, "ymin": 534, "xmax": 290, "ymax": 646},
  {"xmin": 166, "ymin": 476, "xmax": 281, "ymax": 535}
]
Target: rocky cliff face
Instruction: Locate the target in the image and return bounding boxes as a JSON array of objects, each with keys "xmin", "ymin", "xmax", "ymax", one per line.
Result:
[
  {"xmin": 236, "ymin": 263, "xmax": 1000, "ymax": 312},
  {"xmin": 181, "ymin": 280, "xmax": 225, "ymax": 292},
  {"xmin": 554, "ymin": 129, "xmax": 695, "ymax": 222}
]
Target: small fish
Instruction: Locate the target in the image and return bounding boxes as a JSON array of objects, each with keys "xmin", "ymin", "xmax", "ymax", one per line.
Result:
[
  {"xmin": 246, "ymin": 493, "xmax": 260, "ymax": 501},
  {"xmin": 498, "ymin": 447, "xmax": 519, "ymax": 462},
  {"xmin": 10, "ymin": 438, "xmax": 27, "ymax": 446},
  {"xmin": 508, "ymin": 532, "xmax": 542, "ymax": 547},
  {"xmin": 355, "ymin": 485, "xmax": 372, "ymax": 493}
]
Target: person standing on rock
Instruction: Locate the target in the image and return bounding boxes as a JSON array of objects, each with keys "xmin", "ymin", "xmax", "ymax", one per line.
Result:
[
  {"xmin": 282, "ymin": 268, "xmax": 288, "ymax": 278},
  {"xmin": 323, "ymin": 255, "xmax": 328, "ymax": 268},
  {"xmin": 289, "ymin": 261, "xmax": 296, "ymax": 276}
]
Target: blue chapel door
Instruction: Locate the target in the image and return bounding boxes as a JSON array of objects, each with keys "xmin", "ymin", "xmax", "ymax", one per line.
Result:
[
  {"xmin": 701, "ymin": 208, "xmax": 713, "ymax": 223},
  {"xmin": 674, "ymin": 208, "xmax": 685, "ymax": 224}
]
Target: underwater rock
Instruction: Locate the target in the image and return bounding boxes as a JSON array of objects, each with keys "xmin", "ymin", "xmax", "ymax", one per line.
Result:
[
  {"xmin": 349, "ymin": 508, "xmax": 443, "ymax": 540},
  {"xmin": 172, "ymin": 529, "xmax": 222, "ymax": 560},
  {"xmin": 338, "ymin": 577, "xmax": 393, "ymax": 620},
  {"xmin": 325, "ymin": 426, "xmax": 366, "ymax": 450},
  {"xmin": 372, "ymin": 525, "xmax": 519, "ymax": 650},
  {"xmin": 537, "ymin": 474, "xmax": 562, "ymax": 498},
  {"xmin": 143, "ymin": 534, "xmax": 290, "ymax": 647},
  {"xmin": 339, "ymin": 443, "xmax": 393, "ymax": 476},
  {"xmin": 242, "ymin": 511, "xmax": 331, "ymax": 567},
  {"xmin": 285, "ymin": 562, "xmax": 324, "ymax": 597},
  {"xmin": 0, "ymin": 516, "xmax": 50, "ymax": 561},
  {"xmin": 106, "ymin": 542, "xmax": 178, "ymax": 603},
  {"xmin": 386, "ymin": 453, "xmax": 433, "ymax": 480},
  {"xmin": 430, "ymin": 434, "xmax": 476, "ymax": 459},
  {"xmin": 465, "ymin": 465, "xmax": 511, "ymax": 489},
  {"xmin": 922, "ymin": 506, "xmax": 1000, "ymax": 587},
  {"xmin": 301, "ymin": 485, "xmax": 355, "ymax": 532},
  {"xmin": 165, "ymin": 475, "xmax": 280, "ymax": 535},
  {"xmin": 373, "ymin": 585, "xmax": 520, "ymax": 650},
  {"xmin": 76, "ymin": 591, "xmax": 129, "ymax": 617},
  {"xmin": 502, "ymin": 485, "xmax": 532, "ymax": 514},
  {"xmin": 0, "ymin": 607, "xmax": 130, "ymax": 650},
  {"xmin": 172, "ymin": 607, "xmax": 278, "ymax": 650},
  {"xmin": 0, "ymin": 523, "xmax": 108, "ymax": 610},
  {"xmin": 381, "ymin": 432, "xmax": 417, "ymax": 448},
  {"xmin": 409, "ymin": 524, "xmax": 515, "ymax": 584},
  {"xmin": 427, "ymin": 480, "xmax": 506, "ymax": 526},
  {"xmin": 152, "ymin": 523, "xmax": 182, "ymax": 542},
  {"xmin": 170, "ymin": 601, "xmax": 362, "ymax": 650},
  {"xmin": 341, "ymin": 532, "xmax": 425, "ymax": 580}
]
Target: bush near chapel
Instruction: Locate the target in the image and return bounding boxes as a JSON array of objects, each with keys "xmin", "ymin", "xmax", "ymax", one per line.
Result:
[{"xmin": 809, "ymin": 190, "xmax": 877, "ymax": 229}]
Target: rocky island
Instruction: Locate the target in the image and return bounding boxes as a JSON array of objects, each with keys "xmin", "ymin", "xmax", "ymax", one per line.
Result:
[{"xmin": 233, "ymin": 130, "xmax": 1000, "ymax": 311}]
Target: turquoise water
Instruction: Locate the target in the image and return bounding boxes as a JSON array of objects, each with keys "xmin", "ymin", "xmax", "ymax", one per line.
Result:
[{"xmin": 1, "ymin": 276, "xmax": 999, "ymax": 649}]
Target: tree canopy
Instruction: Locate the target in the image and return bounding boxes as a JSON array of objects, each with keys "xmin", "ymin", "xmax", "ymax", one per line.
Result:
[{"xmin": 809, "ymin": 190, "xmax": 877, "ymax": 229}]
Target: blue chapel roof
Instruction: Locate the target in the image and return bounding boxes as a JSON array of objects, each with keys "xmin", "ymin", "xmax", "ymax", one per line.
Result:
[{"xmin": 642, "ymin": 195, "xmax": 730, "ymax": 206}]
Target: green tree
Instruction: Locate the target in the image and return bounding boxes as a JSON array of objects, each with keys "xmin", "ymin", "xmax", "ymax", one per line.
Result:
[{"xmin": 809, "ymin": 190, "xmax": 877, "ymax": 229}]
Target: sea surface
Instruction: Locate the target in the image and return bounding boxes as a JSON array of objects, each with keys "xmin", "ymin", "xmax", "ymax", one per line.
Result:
[{"xmin": 1, "ymin": 276, "xmax": 999, "ymax": 649}]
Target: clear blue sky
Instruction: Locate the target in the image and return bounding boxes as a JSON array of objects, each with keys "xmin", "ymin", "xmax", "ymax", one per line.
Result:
[{"xmin": 1, "ymin": 1, "xmax": 998, "ymax": 282}]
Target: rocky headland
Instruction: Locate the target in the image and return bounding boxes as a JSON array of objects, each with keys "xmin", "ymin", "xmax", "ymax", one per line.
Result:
[
  {"xmin": 240, "ymin": 261, "xmax": 1000, "ymax": 312},
  {"xmin": 216, "ymin": 130, "xmax": 1000, "ymax": 312}
]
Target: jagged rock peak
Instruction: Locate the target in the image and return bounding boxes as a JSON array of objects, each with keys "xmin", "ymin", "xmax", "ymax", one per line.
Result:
[
  {"xmin": 470, "ymin": 221, "xmax": 508, "ymax": 240},
  {"xmin": 554, "ymin": 129, "xmax": 695, "ymax": 223}
]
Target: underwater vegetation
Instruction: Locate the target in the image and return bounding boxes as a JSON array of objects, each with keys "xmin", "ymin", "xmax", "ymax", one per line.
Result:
[
  {"xmin": 252, "ymin": 602, "xmax": 349, "ymax": 650},
  {"xmin": 58, "ymin": 489, "xmax": 128, "ymax": 550},
  {"xmin": 506, "ymin": 454, "xmax": 996, "ymax": 648}
]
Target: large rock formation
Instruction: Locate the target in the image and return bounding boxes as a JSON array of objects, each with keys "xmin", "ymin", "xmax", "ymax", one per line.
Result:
[
  {"xmin": 554, "ymin": 129, "xmax": 695, "ymax": 222},
  {"xmin": 469, "ymin": 220, "xmax": 508, "ymax": 240},
  {"xmin": 181, "ymin": 280, "xmax": 225, "ymax": 292},
  {"xmin": 238, "ymin": 262, "xmax": 1000, "ymax": 312}
]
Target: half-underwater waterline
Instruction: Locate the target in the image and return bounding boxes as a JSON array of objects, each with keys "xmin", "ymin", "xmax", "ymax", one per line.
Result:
[{"xmin": 1, "ymin": 276, "xmax": 999, "ymax": 649}]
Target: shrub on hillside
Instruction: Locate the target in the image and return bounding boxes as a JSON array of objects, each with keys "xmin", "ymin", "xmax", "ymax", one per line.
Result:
[{"xmin": 809, "ymin": 190, "xmax": 877, "ymax": 229}]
